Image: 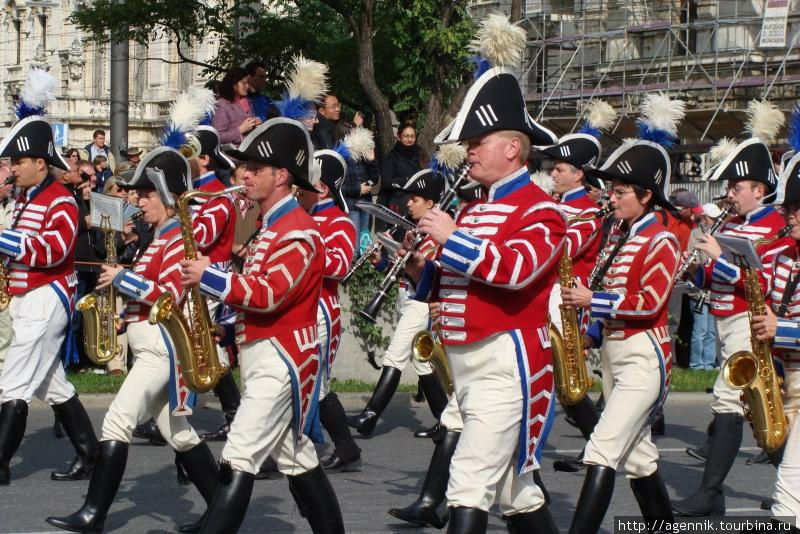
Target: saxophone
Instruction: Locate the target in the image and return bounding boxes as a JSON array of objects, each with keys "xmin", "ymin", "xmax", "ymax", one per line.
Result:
[
  {"xmin": 0, "ymin": 262, "xmax": 9, "ymax": 312},
  {"xmin": 148, "ymin": 186, "xmax": 243, "ymax": 394},
  {"xmin": 412, "ymin": 323, "xmax": 454, "ymax": 395},
  {"xmin": 77, "ymin": 218, "xmax": 123, "ymax": 365},
  {"xmin": 721, "ymin": 227, "xmax": 790, "ymax": 452},
  {"xmin": 549, "ymin": 208, "xmax": 610, "ymax": 406}
]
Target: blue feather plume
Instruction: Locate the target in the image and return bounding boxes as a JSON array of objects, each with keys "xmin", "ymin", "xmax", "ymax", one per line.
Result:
[
  {"xmin": 468, "ymin": 56, "xmax": 491, "ymax": 80},
  {"xmin": 637, "ymin": 122, "xmax": 677, "ymax": 149},
  {"xmin": 428, "ymin": 154, "xmax": 450, "ymax": 177},
  {"xmin": 578, "ymin": 122, "xmax": 602, "ymax": 139},
  {"xmin": 276, "ymin": 93, "xmax": 314, "ymax": 120},
  {"xmin": 199, "ymin": 111, "xmax": 214, "ymax": 126},
  {"xmin": 15, "ymin": 101, "xmax": 46, "ymax": 120},
  {"xmin": 333, "ymin": 142, "xmax": 351, "ymax": 162},
  {"xmin": 788, "ymin": 106, "xmax": 800, "ymax": 153},
  {"xmin": 160, "ymin": 123, "xmax": 187, "ymax": 150}
]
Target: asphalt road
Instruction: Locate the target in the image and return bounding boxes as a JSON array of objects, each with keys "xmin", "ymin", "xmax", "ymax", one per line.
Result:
[{"xmin": 0, "ymin": 393, "xmax": 779, "ymax": 533}]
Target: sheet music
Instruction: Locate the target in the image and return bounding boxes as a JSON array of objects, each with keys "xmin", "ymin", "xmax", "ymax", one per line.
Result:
[
  {"xmin": 716, "ymin": 234, "xmax": 763, "ymax": 270},
  {"xmin": 90, "ymin": 192, "xmax": 124, "ymax": 232}
]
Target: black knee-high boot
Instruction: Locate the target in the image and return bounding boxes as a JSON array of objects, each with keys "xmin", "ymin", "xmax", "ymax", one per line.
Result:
[
  {"xmin": 0, "ymin": 400, "xmax": 28, "ymax": 485},
  {"xmin": 50, "ymin": 395, "xmax": 101, "ymax": 481},
  {"xmin": 176, "ymin": 442, "xmax": 219, "ymax": 533},
  {"xmin": 288, "ymin": 465, "xmax": 345, "ymax": 534},
  {"xmin": 556, "ymin": 395, "xmax": 599, "ymax": 472},
  {"xmin": 347, "ymin": 366, "xmax": 401, "ymax": 437},
  {"xmin": 389, "ymin": 430, "xmax": 460, "ymax": 528},
  {"xmin": 200, "ymin": 373, "xmax": 241, "ymax": 442},
  {"xmin": 319, "ymin": 393, "xmax": 361, "ymax": 472},
  {"xmin": 567, "ymin": 465, "xmax": 616, "ymax": 534},
  {"xmin": 631, "ymin": 469, "xmax": 673, "ymax": 533},
  {"xmin": 46, "ymin": 440, "xmax": 129, "ymax": 534},
  {"xmin": 506, "ymin": 505, "xmax": 559, "ymax": 534},
  {"xmin": 414, "ymin": 374, "xmax": 449, "ymax": 439},
  {"xmin": 198, "ymin": 463, "xmax": 254, "ymax": 534},
  {"xmin": 446, "ymin": 507, "xmax": 488, "ymax": 534}
]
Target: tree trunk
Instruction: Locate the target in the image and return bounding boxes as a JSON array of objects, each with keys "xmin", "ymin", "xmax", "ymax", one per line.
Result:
[
  {"xmin": 417, "ymin": 79, "xmax": 469, "ymax": 157},
  {"xmin": 511, "ymin": 0, "xmax": 523, "ymax": 20}
]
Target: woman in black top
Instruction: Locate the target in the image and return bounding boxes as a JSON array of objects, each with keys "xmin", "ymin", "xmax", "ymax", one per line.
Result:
[{"xmin": 380, "ymin": 122, "xmax": 424, "ymax": 217}]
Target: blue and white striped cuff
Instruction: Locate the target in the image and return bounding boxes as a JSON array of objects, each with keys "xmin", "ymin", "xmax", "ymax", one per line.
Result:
[
  {"xmin": 590, "ymin": 291, "xmax": 621, "ymax": 320},
  {"xmin": 0, "ymin": 229, "xmax": 24, "ymax": 259},
  {"xmin": 774, "ymin": 319, "xmax": 800, "ymax": 349},
  {"xmin": 440, "ymin": 230, "xmax": 483, "ymax": 275},
  {"xmin": 413, "ymin": 260, "xmax": 437, "ymax": 302},
  {"xmin": 112, "ymin": 269, "xmax": 152, "ymax": 300},
  {"xmin": 199, "ymin": 266, "xmax": 232, "ymax": 301},
  {"xmin": 712, "ymin": 257, "xmax": 740, "ymax": 284}
]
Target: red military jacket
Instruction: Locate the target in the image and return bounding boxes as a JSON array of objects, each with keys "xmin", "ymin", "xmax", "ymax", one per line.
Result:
[
  {"xmin": 191, "ymin": 172, "xmax": 235, "ymax": 266},
  {"xmin": 199, "ymin": 193, "xmax": 325, "ymax": 436},
  {"xmin": 0, "ymin": 176, "xmax": 78, "ymax": 304},
  {"xmin": 113, "ymin": 218, "xmax": 185, "ymax": 323},
  {"xmin": 697, "ymin": 206, "xmax": 791, "ymax": 317},
  {"xmin": 768, "ymin": 245, "xmax": 800, "ymax": 370},
  {"xmin": 589, "ymin": 212, "xmax": 680, "ymax": 341},
  {"xmin": 558, "ymin": 186, "xmax": 602, "ymax": 282}
]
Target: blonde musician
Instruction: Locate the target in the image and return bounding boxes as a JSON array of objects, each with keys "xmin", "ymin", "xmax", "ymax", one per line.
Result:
[{"xmin": 561, "ymin": 94, "xmax": 684, "ymax": 534}]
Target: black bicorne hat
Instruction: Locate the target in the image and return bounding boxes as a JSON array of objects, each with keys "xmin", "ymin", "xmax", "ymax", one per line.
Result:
[
  {"xmin": 539, "ymin": 133, "xmax": 603, "ymax": 188},
  {"xmin": 435, "ymin": 68, "xmax": 557, "ymax": 146},
  {"xmin": 777, "ymin": 151, "xmax": 800, "ymax": 207},
  {"xmin": 456, "ymin": 180, "xmax": 485, "ymax": 203},
  {"xmin": 194, "ymin": 126, "xmax": 235, "ymax": 171},
  {"xmin": 402, "ymin": 169, "xmax": 446, "ymax": 203},
  {"xmin": 226, "ymin": 118, "xmax": 318, "ymax": 192},
  {"xmin": 118, "ymin": 147, "xmax": 192, "ymax": 207},
  {"xmin": 313, "ymin": 149, "xmax": 348, "ymax": 213},
  {"xmin": 0, "ymin": 116, "xmax": 69, "ymax": 171},
  {"xmin": 707, "ymin": 139, "xmax": 777, "ymax": 194}
]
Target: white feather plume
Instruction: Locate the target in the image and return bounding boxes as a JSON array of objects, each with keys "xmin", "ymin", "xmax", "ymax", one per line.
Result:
[
  {"xmin": 638, "ymin": 93, "xmax": 686, "ymax": 138},
  {"xmin": 169, "ymin": 87, "xmax": 216, "ymax": 134},
  {"xmin": 342, "ymin": 127, "xmax": 375, "ymax": 161},
  {"xmin": 286, "ymin": 54, "xmax": 329, "ymax": 103},
  {"xmin": 745, "ymin": 100, "xmax": 784, "ymax": 144},
  {"xmin": 707, "ymin": 137, "xmax": 738, "ymax": 168},
  {"xmin": 310, "ymin": 156, "xmax": 322, "ymax": 187},
  {"xmin": 19, "ymin": 68, "xmax": 57, "ymax": 110},
  {"xmin": 531, "ymin": 170, "xmax": 554, "ymax": 195},
  {"xmin": 469, "ymin": 13, "xmax": 527, "ymax": 68},
  {"xmin": 435, "ymin": 143, "xmax": 468, "ymax": 170},
  {"xmin": 584, "ymin": 100, "xmax": 617, "ymax": 131}
]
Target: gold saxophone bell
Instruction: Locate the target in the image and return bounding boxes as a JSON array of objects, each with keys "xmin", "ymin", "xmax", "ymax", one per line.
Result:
[
  {"xmin": 412, "ymin": 327, "xmax": 453, "ymax": 395},
  {"xmin": 179, "ymin": 135, "xmax": 202, "ymax": 160}
]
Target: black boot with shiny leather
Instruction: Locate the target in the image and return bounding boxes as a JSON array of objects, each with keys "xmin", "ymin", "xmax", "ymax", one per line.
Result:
[
  {"xmin": 0, "ymin": 400, "xmax": 28, "ymax": 486},
  {"xmin": 46, "ymin": 440, "xmax": 129, "ymax": 534},
  {"xmin": 506, "ymin": 505, "xmax": 559, "ymax": 534},
  {"xmin": 287, "ymin": 465, "xmax": 345, "ymax": 534},
  {"xmin": 319, "ymin": 393, "xmax": 361, "ymax": 473},
  {"xmin": 631, "ymin": 469, "xmax": 674, "ymax": 533},
  {"xmin": 672, "ymin": 413, "xmax": 743, "ymax": 517},
  {"xmin": 198, "ymin": 463, "xmax": 255, "ymax": 534},
  {"xmin": 567, "ymin": 465, "xmax": 616, "ymax": 534},
  {"xmin": 176, "ymin": 442, "xmax": 219, "ymax": 533},
  {"xmin": 132, "ymin": 417, "xmax": 166, "ymax": 446},
  {"xmin": 50, "ymin": 395, "xmax": 101, "ymax": 481},
  {"xmin": 446, "ymin": 507, "xmax": 488, "ymax": 534},
  {"xmin": 389, "ymin": 430, "xmax": 460, "ymax": 528},
  {"xmin": 347, "ymin": 366, "xmax": 401, "ymax": 437},
  {"xmin": 414, "ymin": 374, "xmax": 449, "ymax": 439},
  {"xmin": 200, "ymin": 373, "xmax": 241, "ymax": 442}
]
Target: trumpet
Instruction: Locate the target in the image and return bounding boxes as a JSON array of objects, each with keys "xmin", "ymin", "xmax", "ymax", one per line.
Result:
[{"xmin": 358, "ymin": 165, "xmax": 471, "ymax": 323}]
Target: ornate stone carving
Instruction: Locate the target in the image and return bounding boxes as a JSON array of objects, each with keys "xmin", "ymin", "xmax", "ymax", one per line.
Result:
[
  {"xmin": 67, "ymin": 38, "xmax": 85, "ymax": 81},
  {"xmin": 31, "ymin": 43, "xmax": 48, "ymax": 70}
]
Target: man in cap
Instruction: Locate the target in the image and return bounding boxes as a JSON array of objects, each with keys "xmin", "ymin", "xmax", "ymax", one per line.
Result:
[
  {"xmin": 667, "ymin": 188, "xmax": 703, "ymax": 254},
  {"xmin": 126, "ymin": 147, "xmax": 142, "ymax": 165},
  {"xmin": 180, "ymin": 118, "xmax": 344, "ymax": 534}
]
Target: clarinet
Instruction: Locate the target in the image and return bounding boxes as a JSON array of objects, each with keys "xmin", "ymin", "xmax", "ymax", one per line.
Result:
[
  {"xmin": 358, "ymin": 165, "xmax": 471, "ymax": 323},
  {"xmin": 674, "ymin": 202, "xmax": 733, "ymax": 284},
  {"xmin": 340, "ymin": 224, "xmax": 400, "ymax": 287},
  {"xmin": 589, "ymin": 221, "xmax": 629, "ymax": 291}
]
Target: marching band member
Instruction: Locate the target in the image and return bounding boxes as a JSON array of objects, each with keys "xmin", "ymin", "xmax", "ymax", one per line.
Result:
[
  {"xmin": 347, "ymin": 168, "xmax": 448, "ymax": 439},
  {"xmin": 403, "ymin": 15, "xmax": 564, "ymax": 533},
  {"xmin": 673, "ymin": 100, "xmax": 793, "ymax": 517},
  {"xmin": 297, "ymin": 146, "xmax": 361, "ymax": 472},
  {"xmin": 539, "ymin": 99, "xmax": 615, "ymax": 472},
  {"xmin": 180, "ymin": 119, "xmax": 344, "ymax": 534},
  {"xmin": 0, "ymin": 69, "xmax": 100, "ymax": 486},
  {"xmin": 46, "ymin": 147, "xmax": 217, "ymax": 534},
  {"xmin": 561, "ymin": 93, "xmax": 685, "ymax": 534}
]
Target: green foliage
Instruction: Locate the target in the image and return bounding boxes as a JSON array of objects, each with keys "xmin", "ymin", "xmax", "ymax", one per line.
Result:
[{"xmin": 342, "ymin": 259, "xmax": 398, "ymax": 351}]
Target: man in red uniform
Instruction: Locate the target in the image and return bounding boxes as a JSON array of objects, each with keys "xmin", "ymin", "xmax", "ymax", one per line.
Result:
[{"xmin": 181, "ymin": 119, "xmax": 344, "ymax": 534}]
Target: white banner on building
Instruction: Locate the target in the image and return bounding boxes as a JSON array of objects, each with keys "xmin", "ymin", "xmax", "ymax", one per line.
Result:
[
  {"xmin": 760, "ymin": 0, "xmax": 790, "ymax": 48},
  {"xmin": 526, "ymin": 0, "xmax": 543, "ymax": 14}
]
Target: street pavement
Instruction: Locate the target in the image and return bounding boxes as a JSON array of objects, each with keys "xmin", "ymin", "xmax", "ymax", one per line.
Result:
[{"xmin": 0, "ymin": 392, "xmax": 779, "ymax": 533}]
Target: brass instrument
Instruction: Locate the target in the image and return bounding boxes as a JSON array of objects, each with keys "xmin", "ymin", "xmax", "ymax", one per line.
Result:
[
  {"xmin": 550, "ymin": 208, "xmax": 610, "ymax": 405},
  {"xmin": 0, "ymin": 175, "xmax": 17, "ymax": 311},
  {"xmin": 148, "ymin": 185, "xmax": 244, "ymax": 393},
  {"xmin": 77, "ymin": 216, "xmax": 123, "ymax": 365},
  {"xmin": 341, "ymin": 224, "xmax": 400, "ymax": 287},
  {"xmin": 721, "ymin": 226, "xmax": 790, "ymax": 452},
  {"xmin": 412, "ymin": 323, "xmax": 454, "ymax": 395}
]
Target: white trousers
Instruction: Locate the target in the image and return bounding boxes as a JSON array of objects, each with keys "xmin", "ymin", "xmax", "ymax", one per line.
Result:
[
  {"xmin": 382, "ymin": 289, "xmax": 433, "ymax": 376},
  {"xmin": 0, "ymin": 285, "xmax": 74, "ymax": 404},
  {"xmin": 222, "ymin": 338, "xmax": 319, "ymax": 475},
  {"xmin": 771, "ymin": 370, "xmax": 800, "ymax": 527},
  {"xmin": 711, "ymin": 312, "xmax": 750, "ymax": 415},
  {"xmin": 317, "ymin": 307, "xmax": 331, "ymax": 400},
  {"xmin": 583, "ymin": 332, "xmax": 662, "ymax": 478},
  {"xmin": 446, "ymin": 333, "xmax": 546, "ymax": 514},
  {"xmin": 101, "ymin": 320, "xmax": 201, "ymax": 451},
  {"xmin": 0, "ymin": 306, "xmax": 11, "ymax": 374},
  {"xmin": 439, "ymin": 393, "xmax": 464, "ymax": 432},
  {"xmin": 105, "ymin": 296, "xmax": 128, "ymax": 374}
]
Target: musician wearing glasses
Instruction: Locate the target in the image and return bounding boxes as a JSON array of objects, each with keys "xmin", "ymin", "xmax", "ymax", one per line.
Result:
[
  {"xmin": 179, "ymin": 119, "xmax": 344, "ymax": 534},
  {"xmin": 402, "ymin": 68, "xmax": 564, "ymax": 532},
  {"xmin": 672, "ymin": 114, "xmax": 794, "ymax": 517}
]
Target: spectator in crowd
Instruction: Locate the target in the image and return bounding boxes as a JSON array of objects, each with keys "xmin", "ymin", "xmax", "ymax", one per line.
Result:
[
  {"xmin": 212, "ymin": 67, "xmax": 261, "ymax": 145},
  {"xmin": 230, "ymin": 163, "xmax": 260, "ymax": 272},
  {"xmin": 0, "ymin": 159, "xmax": 14, "ymax": 373},
  {"xmin": 93, "ymin": 155, "xmax": 112, "ymax": 191},
  {"xmin": 342, "ymin": 135, "xmax": 378, "ymax": 253},
  {"xmin": 314, "ymin": 93, "xmax": 342, "ymax": 149},
  {"xmin": 380, "ymin": 121, "xmax": 424, "ymax": 217},
  {"xmin": 126, "ymin": 147, "xmax": 142, "ymax": 165},
  {"xmin": 245, "ymin": 61, "xmax": 274, "ymax": 121},
  {"xmin": 65, "ymin": 148, "xmax": 81, "ymax": 167},
  {"xmin": 687, "ymin": 203, "xmax": 722, "ymax": 370},
  {"xmin": 85, "ymin": 129, "xmax": 110, "ymax": 163},
  {"xmin": 666, "ymin": 188, "xmax": 701, "ymax": 253}
]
